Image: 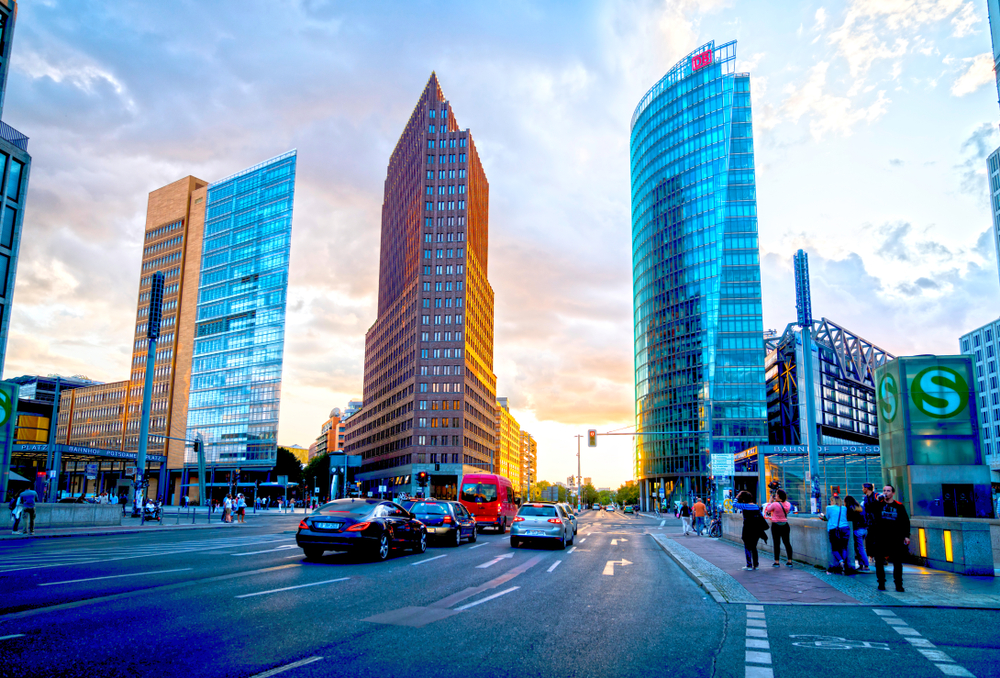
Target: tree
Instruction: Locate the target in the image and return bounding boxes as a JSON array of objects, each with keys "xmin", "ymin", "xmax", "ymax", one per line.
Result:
[
  {"xmin": 581, "ymin": 483, "xmax": 599, "ymax": 506},
  {"xmin": 616, "ymin": 482, "xmax": 640, "ymax": 506},
  {"xmin": 598, "ymin": 490, "xmax": 613, "ymax": 505},
  {"xmin": 275, "ymin": 447, "xmax": 304, "ymax": 485},
  {"xmin": 531, "ymin": 480, "xmax": 551, "ymax": 501},
  {"xmin": 303, "ymin": 452, "xmax": 329, "ymax": 498}
]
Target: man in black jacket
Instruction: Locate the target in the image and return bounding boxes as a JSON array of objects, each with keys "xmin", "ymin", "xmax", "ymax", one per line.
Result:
[{"xmin": 869, "ymin": 484, "xmax": 910, "ymax": 592}]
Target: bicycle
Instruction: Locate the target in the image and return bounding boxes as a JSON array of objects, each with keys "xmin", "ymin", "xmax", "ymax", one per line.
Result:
[{"xmin": 708, "ymin": 510, "xmax": 722, "ymax": 538}]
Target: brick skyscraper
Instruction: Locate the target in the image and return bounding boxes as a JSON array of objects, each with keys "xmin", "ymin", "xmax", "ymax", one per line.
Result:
[{"xmin": 346, "ymin": 73, "xmax": 497, "ymax": 500}]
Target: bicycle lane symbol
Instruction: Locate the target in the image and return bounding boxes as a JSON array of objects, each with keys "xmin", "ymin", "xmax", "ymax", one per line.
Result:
[{"xmin": 790, "ymin": 635, "xmax": 890, "ymax": 651}]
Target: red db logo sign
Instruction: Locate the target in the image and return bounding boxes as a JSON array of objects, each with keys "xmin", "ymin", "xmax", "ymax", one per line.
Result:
[{"xmin": 691, "ymin": 50, "xmax": 713, "ymax": 71}]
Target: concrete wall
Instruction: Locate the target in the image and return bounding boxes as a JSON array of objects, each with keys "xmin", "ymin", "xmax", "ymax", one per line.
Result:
[
  {"xmin": 3, "ymin": 503, "xmax": 122, "ymax": 529},
  {"xmin": 723, "ymin": 513, "xmax": 1000, "ymax": 576}
]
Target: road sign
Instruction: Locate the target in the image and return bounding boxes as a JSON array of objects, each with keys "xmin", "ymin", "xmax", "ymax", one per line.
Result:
[
  {"xmin": 710, "ymin": 453, "xmax": 734, "ymax": 477},
  {"xmin": 125, "ymin": 466, "xmax": 136, "ymax": 477},
  {"xmin": 85, "ymin": 463, "xmax": 98, "ymax": 480},
  {"xmin": 379, "ymin": 485, "xmax": 387, "ymax": 492}
]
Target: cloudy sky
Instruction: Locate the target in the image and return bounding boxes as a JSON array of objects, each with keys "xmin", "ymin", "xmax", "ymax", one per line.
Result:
[{"xmin": 3, "ymin": 0, "xmax": 998, "ymax": 489}]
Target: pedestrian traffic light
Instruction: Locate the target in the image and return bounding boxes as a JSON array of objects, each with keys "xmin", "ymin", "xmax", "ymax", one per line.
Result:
[
  {"xmin": 588, "ymin": 429, "xmax": 597, "ymax": 447},
  {"xmin": 417, "ymin": 471, "xmax": 429, "ymax": 486}
]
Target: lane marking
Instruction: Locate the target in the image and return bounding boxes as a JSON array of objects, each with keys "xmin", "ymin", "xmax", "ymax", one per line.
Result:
[
  {"xmin": 746, "ymin": 639, "xmax": 770, "ymax": 649},
  {"xmin": 431, "ymin": 555, "xmax": 543, "ymax": 609},
  {"xmin": 454, "ymin": 586, "xmax": 519, "ymax": 611},
  {"xmin": 745, "ymin": 605, "xmax": 772, "ymax": 678},
  {"xmin": 547, "ymin": 560, "xmax": 562, "ymax": 573},
  {"xmin": 579, "ymin": 538, "xmax": 586, "ymax": 544},
  {"xmin": 468, "ymin": 543, "xmax": 488, "ymax": 549},
  {"xmin": 873, "ymin": 609, "xmax": 977, "ymax": 678},
  {"xmin": 236, "ymin": 577, "xmax": 350, "ymax": 599},
  {"xmin": 232, "ymin": 545, "xmax": 298, "ymax": 556},
  {"xmin": 412, "ymin": 555, "xmax": 448, "ymax": 566},
  {"xmin": 0, "ymin": 634, "xmax": 24, "ymax": 641},
  {"xmin": 476, "ymin": 554, "xmax": 513, "ymax": 569},
  {"xmin": 247, "ymin": 656, "xmax": 323, "ymax": 678},
  {"xmin": 567, "ymin": 547, "xmax": 577, "ymax": 554},
  {"xmin": 602, "ymin": 558, "xmax": 632, "ymax": 576},
  {"xmin": 611, "ymin": 539, "xmax": 618, "ymax": 546},
  {"xmin": 659, "ymin": 520, "xmax": 666, "ymax": 527},
  {"xmin": 40, "ymin": 568, "xmax": 193, "ymax": 587}
]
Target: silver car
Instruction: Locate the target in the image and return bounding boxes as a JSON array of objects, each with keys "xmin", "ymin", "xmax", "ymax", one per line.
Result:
[
  {"xmin": 557, "ymin": 502, "xmax": 578, "ymax": 535},
  {"xmin": 510, "ymin": 502, "xmax": 574, "ymax": 549}
]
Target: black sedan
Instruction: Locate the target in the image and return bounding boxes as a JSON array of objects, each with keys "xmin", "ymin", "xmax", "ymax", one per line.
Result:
[
  {"xmin": 295, "ymin": 499, "xmax": 428, "ymax": 561},
  {"xmin": 404, "ymin": 500, "xmax": 477, "ymax": 546}
]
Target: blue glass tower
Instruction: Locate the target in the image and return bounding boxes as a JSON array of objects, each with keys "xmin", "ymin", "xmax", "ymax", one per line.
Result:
[
  {"xmin": 630, "ymin": 41, "xmax": 767, "ymax": 506},
  {"xmin": 185, "ymin": 151, "xmax": 296, "ymax": 467}
]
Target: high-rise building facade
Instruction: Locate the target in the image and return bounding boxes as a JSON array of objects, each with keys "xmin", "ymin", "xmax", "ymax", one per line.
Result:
[
  {"xmin": 345, "ymin": 74, "xmax": 497, "ymax": 500},
  {"xmin": 519, "ymin": 430, "xmax": 536, "ymax": 499},
  {"xmin": 630, "ymin": 41, "xmax": 767, "ymax": 509},
  {"xmin": 185, "ymin": 151, "xmax": 296, "ymax": 469},
  {"xmin": 495, "ymin": 396, "xmax": 520, "ymax": 487},
  {"xmin": 55, "ymin": 153, "xmax": 295, "ymax": 503},
  {"xmin": 960, "ymin": 322, "xmax": 1000, "ymax": 481},
  {"xmin": 0, "ymin": 0, "xmax": 31, "ymax": 376}
]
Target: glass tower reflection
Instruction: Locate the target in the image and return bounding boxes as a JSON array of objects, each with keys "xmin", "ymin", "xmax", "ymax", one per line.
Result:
[
  {"xmin": 185, "ymin": 151, "xmax": 297, "ymax": 466},
  {"xmin": 630, "ymin": 41, "xmax": 767, "ymax": 501}
]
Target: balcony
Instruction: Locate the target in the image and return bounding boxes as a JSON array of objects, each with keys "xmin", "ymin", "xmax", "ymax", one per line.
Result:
[{"xmin": 0, "ymin": 120, "xmax": 28, "ymax": 151}]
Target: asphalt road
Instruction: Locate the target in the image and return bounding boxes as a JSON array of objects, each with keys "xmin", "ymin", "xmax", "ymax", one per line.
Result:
[{"xmin": 0, "ymin": 510, "xmax": 996, "ymax": 678}]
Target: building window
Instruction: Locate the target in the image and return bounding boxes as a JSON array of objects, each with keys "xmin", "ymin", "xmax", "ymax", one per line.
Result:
[
  {"xmin": 419, "ymin": 401, "xmax": 427, "ymax": 410},
  {"xmin": 422, "ymin": 315, "xmax": 429, "ymax": 324},
  {"xmin": 459, "ymin": 169, "xmax": 466, "ymax": 178},
  {"xmin": 419, "ymin": 383, "xmax": 428, "ymax": 393},
  {"xmin": 427, "ymin": 155, "xmax": 434, "ymax": 164}
]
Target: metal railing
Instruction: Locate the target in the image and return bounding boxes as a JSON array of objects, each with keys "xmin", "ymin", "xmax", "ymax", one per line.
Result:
[{"xmin": 0, "ymin": 120, "xmax": 28, "ymax": 151}]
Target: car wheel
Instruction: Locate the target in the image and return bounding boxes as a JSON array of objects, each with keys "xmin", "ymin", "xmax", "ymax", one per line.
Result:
[
  {"xmin": 303, "ymin": 547, "xmax": 324, "ymax": 560},
  {"xmin": 373, "ymin": 534, "xmax": 390, "ymax": 562},
  {"xmin": 498, "ymin": 519, "xmax": 507, "ymax": 535},
  {"xmin": 557, "ymin": 535, "xmax": 566, "ymax": 550},
  {"xmin": 510, "ymin": 537, "xmax": 520, "ymax": 548},
  {"xmin": 453, "ymin": 527, "xmax": 462, "ymax": 547},
  {"xmin": 568, "ymin": 532, "xmax": 575, "ymax": 546},
  {"xmin": 469, "ymin": 527, "xmax": 478, "ymax": 543},
  {"xmin": 416, "ymin": 530, "xmax": 427, "ymax": 554}
]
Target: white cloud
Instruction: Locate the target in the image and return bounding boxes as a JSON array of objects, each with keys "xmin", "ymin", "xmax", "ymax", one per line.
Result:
[
  {"xmin": 781, "ymin": 61, "xmax": 890, "ymax": 138},
  {"xmin": 951, "ymin": 52, "xmax": 995, "ymax": 96},
  {"xmin": 814, "ymin": 7, "xmax": 828, "ymax": 31}
]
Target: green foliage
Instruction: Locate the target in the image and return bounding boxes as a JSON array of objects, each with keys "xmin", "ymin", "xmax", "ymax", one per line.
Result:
[
  {"xmin": 581, "ymin": 483, "xmax": 599, "ymax": 505},
  {"xmin": 303, "ymin": 452, "xmax": 329, "ymax": 495},
  {"xmin": 598, "ymin": 490, "xmax": 613, "ymax": 505},
  {"xmin": 616, "ymin": 482, "xmax": 640, "ymax": 506},
  {"xmin": 275, "ymin": 447, "xmax": 304, "ymax": 485},
  {"xmin": 531, "ymin": 480, "xmax": 551, "ymax": 501}
]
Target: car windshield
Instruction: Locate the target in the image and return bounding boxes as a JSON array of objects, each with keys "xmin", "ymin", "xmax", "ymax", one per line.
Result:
[
  {"xmin": 411, "ymin": 503, "xmax": 447, "ymax": 515},
  {"xmin": 518, "ymin": 504, "xmax": 557, "ymax": 517},
  {"xmin": 314, "ymin": 501, "xmax": 375, "ymax": 516},
  {"xmin": 461, "ymin": 482, "xmax": 498, "ymax": 503}
]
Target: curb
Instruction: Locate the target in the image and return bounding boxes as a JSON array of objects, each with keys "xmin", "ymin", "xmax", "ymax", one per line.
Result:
[
  {"xmin": 0, "ymin": 522, "xmax": 297, "ymax": 541},
  {"xmin": 649, "ymin": 533, "xmax": 728, "ymax": 604}
]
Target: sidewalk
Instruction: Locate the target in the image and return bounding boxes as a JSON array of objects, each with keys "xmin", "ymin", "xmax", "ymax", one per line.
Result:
[
  {"xmin": 1, "ymin": 510, "xmax": 301, "ymax": 541},
  {"xmin": 651, "ymin": 522, "xmax": 1000, "ymax": 609}
]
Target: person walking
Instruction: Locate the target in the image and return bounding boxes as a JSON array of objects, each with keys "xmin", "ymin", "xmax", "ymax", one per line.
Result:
[
  {"xmin": 223, "ymin": 494, "xmax": 233, "ymax": 523},
  {"xmin": 764, "ymin": 489, "xmax": 793, "ymax": 568},
  {"xmin": 692, "ymin": 497, "xmax": 708, "ymax": 536},
  {"xmin": 870, "ymin": 484, "xmax": 910, "ymax": 592},
  {"xmin": 733, "ymin": 491, "xmax": 768, "ymax": 571},
  {"xmin": 17, "ymin": 486, "xmax": 38, "ymax": 535},
  {"xmin": 679, "ymin": 501, "xmax": 692, "ymax": 536},
  {"xmin": 9, "ymin": 494, "xmax": 21, "ymax": 534},
  {"xmin": 844, "ymin": 494, "xmax": 869, "ymax": 571},
  {"xmin": 236, "ymin": 494, "xmax": 247, "ymax": 524},
  {"xmin": 822, "ymin": 493, "xmax": 851, "ymax": 574}
]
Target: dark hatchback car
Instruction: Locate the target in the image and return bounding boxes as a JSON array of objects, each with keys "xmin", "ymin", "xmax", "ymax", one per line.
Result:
[
  {"xmin": 296, "ymin": 498, "xmax": 428, "ymax": 561},
  {"xmin": 403, "ymin": 500, "xmax": 478, "ymax": 546}
]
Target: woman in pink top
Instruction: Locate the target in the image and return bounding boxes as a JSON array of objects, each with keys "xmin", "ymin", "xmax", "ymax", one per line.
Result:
[{"xmin": 764, "ymin": 489, "xmax": 793, "ymax": 568}]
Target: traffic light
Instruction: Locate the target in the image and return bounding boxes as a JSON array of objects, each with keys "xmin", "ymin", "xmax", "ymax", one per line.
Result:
[
  {"xmin": 588, "ymin": 429, "xmax": 597, "ymax": 447},
  {"xmin": 417, "ymin": 471, "xmax": 429, "ymax": 486}
]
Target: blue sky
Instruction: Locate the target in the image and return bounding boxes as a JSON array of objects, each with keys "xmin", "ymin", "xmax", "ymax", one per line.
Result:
[{"xmin": 3, "ymin": 0, "xmax": 998, "ymax": 489}]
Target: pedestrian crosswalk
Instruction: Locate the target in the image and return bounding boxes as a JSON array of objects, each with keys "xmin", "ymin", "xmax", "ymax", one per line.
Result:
[{"xmin": 0, "ymin": 534, "xmax": 292, "ymax": 574}]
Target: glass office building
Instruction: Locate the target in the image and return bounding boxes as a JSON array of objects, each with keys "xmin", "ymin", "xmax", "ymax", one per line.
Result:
[
  {"xmin": 631, "ymin": 40, "xmax": 767, "ymax": 508},
  {"xmin": 185, "ymin": 151, "xmax": 297, "ymax": 467}
]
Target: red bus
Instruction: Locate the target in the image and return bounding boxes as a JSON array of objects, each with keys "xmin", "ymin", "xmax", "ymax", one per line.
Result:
[{"xmin": 458, "ymin": 473, "xmax": 518, "ymax": 534}]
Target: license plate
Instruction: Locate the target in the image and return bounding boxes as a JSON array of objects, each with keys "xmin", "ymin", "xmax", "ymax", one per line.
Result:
[
  {"xmin": 524, "ymin": 530, "xmax": 545, "ymax": 536},
  {"xmin": 314, "ymin": 522, "xmax": 342, "ymax": 530}
]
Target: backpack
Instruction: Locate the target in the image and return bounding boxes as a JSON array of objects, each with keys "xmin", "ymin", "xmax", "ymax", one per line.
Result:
[{"xmin": 7, "ymin": 497, "xmax": 15, "ymax": 511}]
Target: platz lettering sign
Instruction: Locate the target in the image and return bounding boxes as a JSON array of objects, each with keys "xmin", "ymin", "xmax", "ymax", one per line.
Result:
[{"xmin": 691, "ymin": 49, "xmax": 713, "ymax": 72}]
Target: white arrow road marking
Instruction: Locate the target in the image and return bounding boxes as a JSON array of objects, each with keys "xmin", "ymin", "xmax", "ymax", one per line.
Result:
[
  {"xmin": 476, "ymin": 553, "xmax": 514, "ymax": 569},
  {"xmin": 610, "ymin": 538, "xmax": 629, "ymax": 545},
  {"xmin": 602, "ymin": 558, "xmax": 632, "ymax": 576}
]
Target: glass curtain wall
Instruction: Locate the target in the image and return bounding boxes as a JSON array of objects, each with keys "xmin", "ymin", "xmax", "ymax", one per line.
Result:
[
  {"xmin": 631, "ymin": 40, "xmax": 767, "ymax": 497},
  {"xmin": 186, "ymin": 151, "xmax": 297, "ymax": 466}
]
